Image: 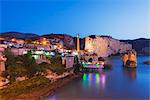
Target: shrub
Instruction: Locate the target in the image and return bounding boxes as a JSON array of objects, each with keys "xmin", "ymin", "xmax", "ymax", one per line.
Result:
[
  {"xmin": 74, "ymin": 63, "xmax": 81, "ymax": 73},
  {"xmin": 0, "ymin": 76, "xmax": 50, "ymax": 97},
  {"xmin": 38, "ymin": 62, "xmax": 51, "ymax": 73},
  {"xmin": 14, "ymin": 54, "xmax": 40, "ymax": 78},
  {"xmin": 2, "ymin": 48, "xmax": 16, "ymax": 69},
  {"xmin": 103, "ymin": 64, "xmax": 112, "ymax": 69},
  {"xmin": 49, "ymin": 57, "xmax": 65, "ymax": 74},
  {"xmin": 1, "ymin": 50, "xmax": 43, "ymax": 82},
  {"xmin": 2, "ymin": 64, "xmax": 27, "ymax": 82},
  {"xmin": 74, "ymin": 56, "xmax": 79, "ymax": 64}
]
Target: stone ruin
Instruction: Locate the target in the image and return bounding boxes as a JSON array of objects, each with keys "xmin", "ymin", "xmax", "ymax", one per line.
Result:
[
  {"xmin": 121, "ymin": 49, "xmax": 137, "ymax": 68},
  {"xmin": 0, "ymin": 55, "xmax": 6, "ymax": 73},
  {"xmin": 0, "ymin": 55, "xmax": 7, "ymax": 87}
]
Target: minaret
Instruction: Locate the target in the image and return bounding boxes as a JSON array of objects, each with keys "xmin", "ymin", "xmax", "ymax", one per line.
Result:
[{"xmin": 77, "ymin": 34, "xmax": 80, "ymax": 52}]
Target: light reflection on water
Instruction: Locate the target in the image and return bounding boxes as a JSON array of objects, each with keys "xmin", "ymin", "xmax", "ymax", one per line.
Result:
[
  {"xmin": 82, "ymin": 72, "xmax": 106, "ymax": 89},
  {"xmin": 47, "ymin": 56, "xmax": 150, "ymax": 99},
  {"xmin": 123, "ymin": 68, "xmax": 137, "ymax": 80},
  {"xmin": 49, "ymin": 95, "xmax": 56, "ymax": 100}
]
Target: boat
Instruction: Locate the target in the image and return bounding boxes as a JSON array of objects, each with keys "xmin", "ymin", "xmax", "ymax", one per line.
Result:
[{"xmin": 82, "ymin": 61, "xmax": 104, "ymax": 69}]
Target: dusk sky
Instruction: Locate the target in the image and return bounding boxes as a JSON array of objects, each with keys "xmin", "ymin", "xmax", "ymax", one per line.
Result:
[{"xmin": 0, "ymin": 0, "xmax": 150, "ymax": 39}]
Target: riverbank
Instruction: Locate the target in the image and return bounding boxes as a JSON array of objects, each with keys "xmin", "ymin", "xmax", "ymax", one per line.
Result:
[{"xmin": 15, "ymin": 73, "xmax": 81, "ymax": 100}]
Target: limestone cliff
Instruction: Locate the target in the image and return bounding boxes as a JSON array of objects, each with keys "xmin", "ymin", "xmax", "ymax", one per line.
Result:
[
  {"xmin": 121, "ymin": 50, "xmax": 137, "ymax": 68},
  {"xmin": 84, "ymin": 35, "xmax": 132, "ymax": 57}
]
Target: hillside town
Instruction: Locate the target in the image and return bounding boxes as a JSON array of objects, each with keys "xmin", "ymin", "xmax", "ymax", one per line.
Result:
[
  {"xmin": 1, "ymin": 0, "xmax": 149, "ymax": 99},
  {"xmin": 0, "ymin": 33, "xmax": 147, "ymax": 99},
  {"xmin": 0, "ymin": 34, "xmax": 132, "ymax": 65},
  {"xmin": 0, "ymin": 34, "xmax": 132, "ymax": 83}
]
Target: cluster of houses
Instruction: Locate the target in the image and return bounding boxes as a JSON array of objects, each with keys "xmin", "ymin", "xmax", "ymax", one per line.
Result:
[
  {"xmin": 0, "ymin": 36, "xmax": 78, "ymax": 65},
  {"xmin": 0, "ymin": 37, "xmax": 79, "ymax": 86},
  {"xmin": 0, "ymin": 37, "xmax": 64, "ymax": 51}
]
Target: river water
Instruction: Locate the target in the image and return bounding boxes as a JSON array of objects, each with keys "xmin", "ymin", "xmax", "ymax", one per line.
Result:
[{"xmin": 48, "ymin": 56, "xmax": 150, "ymax": 100}]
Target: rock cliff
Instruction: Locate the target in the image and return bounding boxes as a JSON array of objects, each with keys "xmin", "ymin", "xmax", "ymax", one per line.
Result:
[{"xmin": 84, "ymin": 35, "xmax": 132, "ymax": 57}]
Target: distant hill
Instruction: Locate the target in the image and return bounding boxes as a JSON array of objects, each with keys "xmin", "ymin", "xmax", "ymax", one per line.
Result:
[
  {"xmin": 0, "ymin": 32, "xmax": 39, "ymax": 40},
  {"xmin": 120, "ymin": 38, "xmax": 150, "ymax": 55}
]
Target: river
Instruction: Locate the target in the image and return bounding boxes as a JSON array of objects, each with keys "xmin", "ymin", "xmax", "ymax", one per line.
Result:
[{"xmin": 47, "ymin": 56, "xmax": 150, "ymax": 100}]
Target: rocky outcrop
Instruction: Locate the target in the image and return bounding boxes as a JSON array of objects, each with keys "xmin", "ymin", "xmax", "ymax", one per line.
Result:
[
  {"xmin": 84, "ymin": 35, "xmax": 132, "ymax": 57},
  {"xmin": 121, "ymin": 50, "xmax": 137, "ymax": 68}
]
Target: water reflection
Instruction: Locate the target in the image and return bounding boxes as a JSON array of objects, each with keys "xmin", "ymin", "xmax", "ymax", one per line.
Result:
[
  {"xmin": 123, "ymin": 68, "xmax": 137, "ymax": 80},
  {"xmin": 82, "ymin": 72, "xmax": 106, "ymax": 89},
  {"xmin": 47, "ymin": 56, "xmax": 150, "ymax": 99},
  {"xmin": 49, "ymin": 95, "xmax": 56, "ymax": 100}
]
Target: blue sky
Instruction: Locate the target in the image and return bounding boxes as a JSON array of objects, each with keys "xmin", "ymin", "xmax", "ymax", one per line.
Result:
[{"xmin": 0, "ymin": 0, "xmax": 150, "ymax": 39}]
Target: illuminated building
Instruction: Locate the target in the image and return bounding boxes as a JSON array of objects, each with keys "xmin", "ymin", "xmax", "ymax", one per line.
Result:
[{"xmin": 0, "ymin": 38, "xmax": 25, "ymax": 48}]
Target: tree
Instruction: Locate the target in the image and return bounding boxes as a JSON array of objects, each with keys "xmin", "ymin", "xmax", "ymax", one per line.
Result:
[
  {"xmin": 38, "ymin": 62, "xmax": 50, "ymax": 74},
  {"xmin": 2, "ymin": 64, "xmax": 27, "ymax": 82},
  {"xmin": 16, "ymin": 54, "xmax": 40, "ymax": 78},
  {"xmin": 2, "ymin": 48, "xmax": 16, "ymax": 69},
  {"xmin": 49, "ymin": 57, "xmax": 65, "ymax": 74},
  {"xmin": 1, "ymin": 49, "xmax": 41, "ymax": 82},
  {"xmin": 74, "ymin": 56, "xmax": 79, "ymax": 64}
]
